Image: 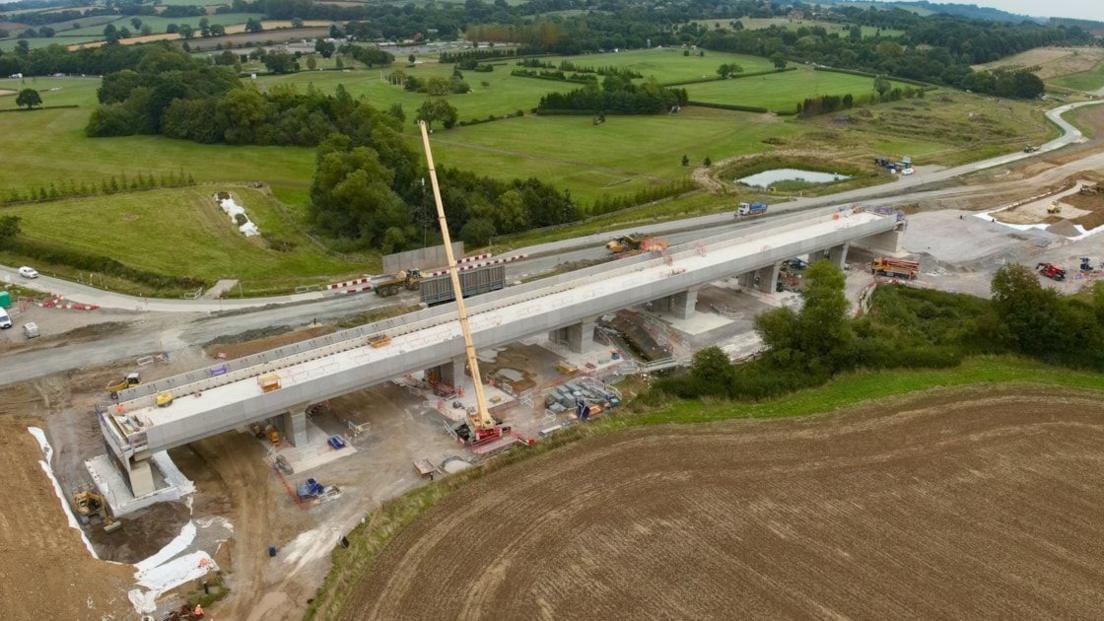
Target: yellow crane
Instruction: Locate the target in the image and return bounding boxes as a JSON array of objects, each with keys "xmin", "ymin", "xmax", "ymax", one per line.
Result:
[{"xmin": 418, "ymin": 122, "xmax": 502, "ymax": 445}]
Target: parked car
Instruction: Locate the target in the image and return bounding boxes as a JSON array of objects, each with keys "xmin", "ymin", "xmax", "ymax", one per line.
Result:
[
  {"xmin": 0, "ymin": 308, "xmax": 11, "ymax": 329},
  {"xmin": 18, "ymin": 266, "xmax": 38, "ymax": 279}
]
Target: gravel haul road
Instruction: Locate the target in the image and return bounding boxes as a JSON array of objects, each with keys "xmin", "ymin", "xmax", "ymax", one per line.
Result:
[{"xmin": 344, "ymin": 388, "xmax": 1104, "ymax": 620}]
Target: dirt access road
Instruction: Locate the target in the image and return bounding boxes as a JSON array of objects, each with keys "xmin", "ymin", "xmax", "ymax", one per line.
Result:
[{"xmin": 345, "ymin": 387, "xmax": 1104, "ymax": 620}]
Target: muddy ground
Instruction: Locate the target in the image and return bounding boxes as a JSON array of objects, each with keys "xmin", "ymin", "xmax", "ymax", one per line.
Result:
[
  {"xmin": 0, "ymin": 413, "xmax": 134, "ymax": 621},
  {"xmin": 343, "ymin": 387, "xmax": 1104, "ymax": 620}
]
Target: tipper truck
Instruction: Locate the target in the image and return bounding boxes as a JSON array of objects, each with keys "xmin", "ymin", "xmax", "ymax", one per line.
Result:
[
  {"xmin": 871, "ymin": 257, "xmax": 920, "ymax": 280},
  {"xmin": 736, "ymin": 202, "xmax": 768, "ymax": 217}
]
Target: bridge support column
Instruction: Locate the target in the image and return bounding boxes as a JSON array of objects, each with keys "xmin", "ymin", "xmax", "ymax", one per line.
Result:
[
  {"xmin": 855, "ymin": 230, "xmax": 902, "ymax": 256},
  {"xmin": 750, "ymin": 262, "xmax": 781, "ymax": 293},
  {"xmin": 125, "ymin": 457, "xmax": 156, "ymax": 497},
  {"xmin": 427, "ymin": 355, "xmax": 466, "ymax": 388},
  {"xmin": 667, "ymin": 286, "xmax": 700, "ymax": 320},
  {"xmin": 550, "ymin": 317, "xmax": 597, "ymax": 353},
  {"xmin": 828, "ymin": 243, "xmax": 849, "ymax": 270},
  {"xmin": 282, "ymin": 408, "xmax": 308, "ymax": 447},
  {"xmin": 808, "ymin": 249, "xmax": 829, "ymax": 263}
]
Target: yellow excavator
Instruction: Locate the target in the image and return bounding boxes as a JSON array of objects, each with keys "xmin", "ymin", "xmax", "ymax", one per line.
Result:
[
  {"xmin": 419, "ymin": 122, "xmax": 506, "ymax": 447},
  {"xmin": 73, "ymin": 491, "xmax": 122, "ymax": 533}
]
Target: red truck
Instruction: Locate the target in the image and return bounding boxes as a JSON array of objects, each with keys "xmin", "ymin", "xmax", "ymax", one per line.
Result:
[{"xmin": 1036, "ymin": 263, "xmax": 1066, "ymax": 281}]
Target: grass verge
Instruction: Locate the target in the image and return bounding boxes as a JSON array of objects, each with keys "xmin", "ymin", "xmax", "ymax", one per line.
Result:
[{"xmin": 300, "ymin": 355, "xmax": 1104, "ymax": 620}]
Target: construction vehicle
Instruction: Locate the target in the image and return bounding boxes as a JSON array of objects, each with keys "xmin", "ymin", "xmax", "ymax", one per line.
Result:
[
  {"xmin": 1047, "ymin": 202, "xmax": 1061, "ymax": 214},
  {"xmin": 257, "ymin": 373, "xmax": 281, "ymax": 393},
  {"xmin": 736, "ymin": 202, "xmax": 768, "ymax": 217},
  {"xmin": 1081, "ymin": 257, "xmax": 1094, "ymax": 272},
  {"xmin": 372, "ymin": 269, "xmax": 421, "ymax": 297},
  {"xmin": 1036, "ymin": 262, "xmax": 1066, "ymax": 281},
  {"xmin": 871, "ymin": 257, "xmax": 920, "ymax": 280},
  {"xmin": 72, "ymin": 491, "xmax": 122, "ymax": 533},
  {"xmin": 105, "ymin": 372, "xmax": 140, "ymax": 399},
  {"xmin": 420, "ymin": 121, "xmax": 510, "ymax": 448},
  {"xmin": 1023, "ymin": 145, "xmax": 1039, "ymax": 153},
  {"xmin": 155, "ymin": 392, "xmax": 174, "ymax": 407},
  {"xmin": 606, "ymin": 235, "xmax": 645, "ymax": 254}
]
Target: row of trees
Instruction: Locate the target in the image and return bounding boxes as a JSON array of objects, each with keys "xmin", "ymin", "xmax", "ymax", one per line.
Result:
[
  {"xmin": 2, "ymin": 170, "xmax": 197, "ymax": 205},
  {"xmin": 537, "ymin": 77, "xmax": 688, "ymax": 114}
]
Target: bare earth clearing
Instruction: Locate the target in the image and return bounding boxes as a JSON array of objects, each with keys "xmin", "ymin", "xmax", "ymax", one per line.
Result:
[
  {"xmin": 0, "ymin": 413, "xmax": 133, "ymax": 621},
  {"xmin": 346, "ymin": 387, "xmax": 1104, "ymax": 620},
  {"xmin": 974, "ymin": 46, "xmax": 1104, "ymax": 80}
]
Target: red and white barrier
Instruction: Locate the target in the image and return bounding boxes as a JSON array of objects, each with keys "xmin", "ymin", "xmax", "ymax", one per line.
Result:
[
  {"xmin": 426, "ymin": 254, "xmax": 528, "ymax": 278},
  {"xmin": 38, "ymin": 295, "xmax": 99, "ymax": 311},
  {"xmin": 327, "ymin": 276, "xmax": 372, "ymax": 291}
]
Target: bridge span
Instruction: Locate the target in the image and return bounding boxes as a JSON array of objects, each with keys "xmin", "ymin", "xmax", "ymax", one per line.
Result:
[{"xmin": 99, "ymin": 207, "xmax": 898, "ymax": 494}]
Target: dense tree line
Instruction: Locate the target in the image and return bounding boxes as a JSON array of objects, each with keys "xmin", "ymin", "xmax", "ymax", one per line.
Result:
[
  {"xmin": 537, "ymin": 76, "xmax": 688, "ymax": 114},
  {"xmin": 338, "ymin": 43, "xmax": 393, "ymax": 68},
  {"xmin": 657, "ymin": 262, "xmax": 1104, "ymax": 403},
  {"xmin": 698, "ymin": 18, "xmax": 1084, "ymax": 98}
]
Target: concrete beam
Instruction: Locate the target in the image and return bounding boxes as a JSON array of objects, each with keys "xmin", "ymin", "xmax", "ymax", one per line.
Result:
[{"xmin": 107, "ymin": 211, "xmax": 898, "ymax": 457}]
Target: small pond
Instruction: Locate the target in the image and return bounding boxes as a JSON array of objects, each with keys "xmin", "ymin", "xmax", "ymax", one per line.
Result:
[{"xmin": 737, "ymin": 168, "xmax": 850, "ymax": 188}]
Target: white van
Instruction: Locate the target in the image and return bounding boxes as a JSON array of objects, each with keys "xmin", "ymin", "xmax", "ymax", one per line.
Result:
[{"xmin": 0, "ymin": 308, "xmax": 12, "ymax": 330}]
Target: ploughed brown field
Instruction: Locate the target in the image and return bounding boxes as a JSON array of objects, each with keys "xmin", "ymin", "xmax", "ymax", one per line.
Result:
[{"xmin": 344, "ymin": 388, "xmax": 1104, "ymax": 620}]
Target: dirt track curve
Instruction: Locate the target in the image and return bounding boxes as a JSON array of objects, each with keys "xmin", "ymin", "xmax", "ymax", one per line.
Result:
[{"xmin": 344, "ymin": 387, "xmax": 1104, "ymax": 620}]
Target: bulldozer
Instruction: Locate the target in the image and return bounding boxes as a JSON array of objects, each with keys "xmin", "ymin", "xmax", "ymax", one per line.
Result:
[
  {"xmin": 606, "ymin": 235, "xmax": 669, "ymax": 255},
  {"xmin": 105, "ymin": 372, "xmax": 140, "ymax": 399},
  {"xmin": 72, "ymin": 491, "xmax": 122, "ymax": 533},
  {"xmin": 373, "ymin": 269, "xmax": 422, "ymax": 297}
]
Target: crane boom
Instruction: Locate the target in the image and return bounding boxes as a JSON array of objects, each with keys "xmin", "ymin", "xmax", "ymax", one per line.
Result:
[{"xmin": 418, "ymin": 121, "xmax": 496, "ymax": 434}]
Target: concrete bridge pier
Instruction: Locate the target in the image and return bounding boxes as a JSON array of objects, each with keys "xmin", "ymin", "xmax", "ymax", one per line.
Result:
[
  {"xmin": 827, "ymin": 243, "xmax": 849, "ymax": 269},
  {"xmin": 662, "ymin": 286, "xmax": 700, "ymax": 320},
  {"xmin": 740, "ymin": 263, "xmax": 782, "ymax": 293},
  {"xmin": 282, "ymin": 406, "xmax": 309, "ymax": 447},
  {"xmin": 549, "ymin": 317, "xmax": 597, "ymax": 353},
  {"xmin": 807, "ymin": 243, "xmax": 850, "ymax": 270},
  {"xmin": 426, "ymin": 355, "xmax": 466, "ymax": 387}
]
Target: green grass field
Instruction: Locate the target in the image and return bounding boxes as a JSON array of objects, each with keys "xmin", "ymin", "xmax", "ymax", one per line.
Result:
[
  {"xmin": 257, "ymin": 63, "xmax": 578, "ymax": 121},
  {"xmin": 428, "ymin": 107, "xmax": 801, "ymax": 203},
  {"xmin": 715, "ymin": 17, "xmax": 904, "ymax": 38},
  {"xmin": 531, "ymin": 48, "xmax": 774, "ymax": 83},
  {"xmin": 0, "ymin": 185, "xmax": 366, "ymax": 294},
  {"xmin": 66, "ymin": 12, "xmax": 263, "ymax": 36},
  {"xmin": 0, "ymin": 78, "xmax": 315, "ymax": 205},
  {"xmin": 1050, "ymin": 64, "xmax": 1104, "ymax": 93},
  {"xmin": 683, "ymin": 67, "xmax": 911, "ymax": 113},
  {"xmin": 0, "ymin": 35, "xmax": 103, "ymax": 51}
]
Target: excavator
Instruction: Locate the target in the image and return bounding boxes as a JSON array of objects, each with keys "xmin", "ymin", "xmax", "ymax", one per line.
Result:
[
  {"xmin": 419, "ymin": 122, "xmax": 507, "ymax": 447},
  {"xmin": 72, "ymin": 490, "xmax": 122, "ymax": 533},
  {"xmin": 606, "ymin": 235, "xmax": 669, "ymax": 255}
]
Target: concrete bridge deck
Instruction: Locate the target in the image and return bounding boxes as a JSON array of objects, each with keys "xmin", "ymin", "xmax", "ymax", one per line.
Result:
[{"xmin": 100, "ymin": 208, "xmax": 896, "ymax": 492}]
